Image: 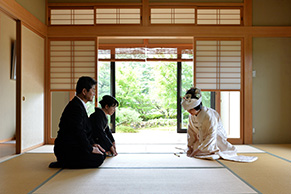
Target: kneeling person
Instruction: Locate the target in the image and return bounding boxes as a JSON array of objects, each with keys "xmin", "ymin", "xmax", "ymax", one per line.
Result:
[
  {"xmin": 90, "ymin": 95, "xmax": 119, "ymax": 156},
  {"xmin": 182, "ymin": 87, "xmax": 257, "ymax": 162},
  {"xmin": 49, "ymin": 76, "xmax": 106, "ymax": 168}
]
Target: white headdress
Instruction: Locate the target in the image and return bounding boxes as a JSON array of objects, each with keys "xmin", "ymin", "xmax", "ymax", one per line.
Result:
[{"xmin": 181, "ymin": 88, "xmax": 202, "ymax": 110}]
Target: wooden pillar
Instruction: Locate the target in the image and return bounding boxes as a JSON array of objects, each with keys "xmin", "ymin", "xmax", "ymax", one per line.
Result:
[
  {"xmin": 16, "ymin": 20, "xmax": 22, "ymax": 153},
  {"xmin": 244, "ymin": 35, "xmax": 253, "ymax": 144},
  {"xmin": 244, "ymin": 0, "xmax": 252, "ymax": 26},
  {"xmin": 142, "ymin": 0, "xmax": 149, "ymax": 26}
]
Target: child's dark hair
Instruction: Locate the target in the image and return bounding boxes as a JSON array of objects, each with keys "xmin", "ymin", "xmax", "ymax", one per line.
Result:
[
  {"xmin": 99, "ymin": 95, "xmax": 119, "ymax": 108},
  {"xmin": 186, "ymin": 87, "xmax": 203, "ymax": 110},
  {"xmin": 76, "ymin": 76, "xmax": 97, "ymax": 94}
]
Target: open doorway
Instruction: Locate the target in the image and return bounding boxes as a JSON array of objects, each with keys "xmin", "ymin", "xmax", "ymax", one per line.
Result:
[
  {"xmin": 97, "ymin": 60, "xmax": 188, "ymax": 144},
  {"xmin": 116, "ymin": 61, "xmax": 177, "ymax": 133},
  {"xmin": 97, "ymin": 44, "xmax": 194, "ymax": 135},
  {"xmin": 48, "ymin": 37, "xmax": 243, "ymax": 144},
  {"xmin": 96, "ymin": 38, "xmax": 243, "ymax": 144},
  {"xmin": 96, "ymin": 60, "xmax": 213, "ymax": 144}
]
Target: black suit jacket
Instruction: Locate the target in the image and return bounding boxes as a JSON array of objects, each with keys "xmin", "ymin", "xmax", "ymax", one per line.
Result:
[
  {"xmin": 89, "ymin": 107, "xmax": 114, "ymax": 151},
  {"xmin": 55, "ymin": 96, "xmax": 94, "ymax": 155}
]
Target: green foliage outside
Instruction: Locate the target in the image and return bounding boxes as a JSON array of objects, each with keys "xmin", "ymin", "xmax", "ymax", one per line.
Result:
[
  {"xmin": 97, "ymin": 60, "xmax": 212, "ymax": 133},
  {"xmin": 116, "ymin": 125, "xmax": 138, "ymax": 133}
]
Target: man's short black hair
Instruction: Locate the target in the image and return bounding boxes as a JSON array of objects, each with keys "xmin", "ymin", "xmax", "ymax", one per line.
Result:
[{"xmin": 76, "ymin": 76, "xmax": 97, "ymax": 94}]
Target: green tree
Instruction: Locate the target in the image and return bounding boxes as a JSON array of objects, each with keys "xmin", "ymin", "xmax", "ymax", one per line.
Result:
[
  {"xmin": 149, "ymin": 62, "xmax": 177, "ymax": 119},
  {"xmin": 116, "ymin": 62, "xmax": 155, "ymax": 116},
  {"xmin": 97, "ymin": 62, "xmax": 110, "ymax": 102}
]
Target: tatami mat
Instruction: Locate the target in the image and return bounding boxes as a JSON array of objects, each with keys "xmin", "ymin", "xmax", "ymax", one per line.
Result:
[
  {"xmin": 220, "ymin": 153, "xmax": 291, "ymax": 194},
  {"xmin": 27, "ymin": 144, "xmax": 264, "ymax": 154},
  {"xmin": 32, "ymin": 168, "xmax": 257, "ymax": 194},
  {"xmin": 26, "ymin": 144, "xmax": 187, "ymax": 154},
  {"xmin": 0, "ymin": 141, "xmax": 15, "ymax": 159},
  {"xmin": 252, "ymin": 144, "xmax": 291, "ymax": 161},
  {"xmin": 117, "ymin": 144, "xmax": 186, "ymax": 153},
  {"xmin": 3, "ymin": 145, "xmax": 289, "ymax": 194},
  {"xmin": 114, "ymin": 131, "xmax": 187, "ymax": 144},
  {"xmin": 234, "ymin": 145, "xmax": 265, "ymax": 153},
  {"xmin": 102, "ymin": 154, "xmax": 222, "ymax": 168},
  {"xmin": 27, "ymin": 145, "xmax": 54, "ymax": 153},
  {"xmin": 0, "ymin": 153, "xmax": 60, "ymax": 194}
]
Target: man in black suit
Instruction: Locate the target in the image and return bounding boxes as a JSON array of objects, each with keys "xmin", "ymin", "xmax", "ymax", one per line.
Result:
[{"xmin": 49, "ymin": 76, "xmax": 106, "ymax": 168}]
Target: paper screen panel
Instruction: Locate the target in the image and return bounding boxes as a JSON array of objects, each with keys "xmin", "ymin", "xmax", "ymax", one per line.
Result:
[
  {"xmin": 195, "ymin": 40, "xmax": 241, "ymax": 90},
  {"xmin": 50, "ymin": 40, "xmax": 96, "ymax": 90},
  {"xmin": 96, "ymin": 8, "xmax": 140, "ymax": 24},
  {"xmin": 197, "ymin": 8, "xmax": 241, "ymax": 25},
  {"xmin": 50, "ymin": 9, "xmax": 94, "ymax": 25},
  {"xmin": 151, "ymin": 8, "xmax": 195, "ymax": 24}
]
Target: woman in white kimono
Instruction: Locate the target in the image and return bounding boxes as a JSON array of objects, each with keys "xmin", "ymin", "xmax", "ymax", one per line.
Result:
[{"xmin": 182, "ymin": 87, "xmax": 257, "ymax": 162}]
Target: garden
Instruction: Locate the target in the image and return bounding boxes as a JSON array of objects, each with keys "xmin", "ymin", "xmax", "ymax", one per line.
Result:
[{"xmin": 94, "ymin": 60, "xmax": 210, "ymax": 133}]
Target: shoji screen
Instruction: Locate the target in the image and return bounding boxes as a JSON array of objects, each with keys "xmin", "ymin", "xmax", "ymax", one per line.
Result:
[
  {"xmin": 50, "ymin": 40, "xmax": 96, "ymax": 90},
  {"xmin": 96, "ymin": 8, "xmax": 141, "ymax": 24},
  {"xmin": 194, "ymin": 39, "xmax": 242, "ymax": 90},
  {"xmin": 197, "ymin": 8, "xmax": 242, "ymax": 25},
  {"xmin": 50, "ymin": 9, "xmax": 95, "ymax": 25},
  {"xmin": 151, "ymin": 8, "xmax": 195, "ymax": 24}
]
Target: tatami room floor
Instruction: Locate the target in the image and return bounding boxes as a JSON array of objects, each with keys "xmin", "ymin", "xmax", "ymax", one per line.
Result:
[
  {"xmin": 0, "ymin": 140, "xmax": 15, "ymax": 161},
  {"xmin": 0, "ymin": 131, "xmax": 290, "ymax": 194}
]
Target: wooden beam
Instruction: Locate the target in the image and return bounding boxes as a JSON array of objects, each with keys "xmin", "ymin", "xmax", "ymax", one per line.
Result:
[
  {"xmin": 0, "ymin": 0, "xmax": 47, "ymax": 37},
  {"xmin": 149, "ymin": 2, "xmax": 244, "ymax": 6},
  {"xmin": 98, "ymin": 43, "xmax": 192, "ymax": 48},
  {"xmin": 48, "ymin": 2, "xmax": 241, "ymax": 7},
  {"xmin": 47, "ymin": 26, "xmax": 291, "ymax": 38},
  {"xmin": 48, "ymin": 3, "xmax": 142, "ymax": 7}
]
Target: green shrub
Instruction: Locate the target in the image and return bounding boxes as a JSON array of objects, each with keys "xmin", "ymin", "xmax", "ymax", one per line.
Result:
[
  {"xmin": 141, "ymin": 113, "xmax": 164, "ymax": 121},
  {"xmin": 116, "ymin": 125, "xmax": 138, "ymax": 133},
  {"xmin": 116, "ymin": 107, "xmax": 142, "ymax": 125}
]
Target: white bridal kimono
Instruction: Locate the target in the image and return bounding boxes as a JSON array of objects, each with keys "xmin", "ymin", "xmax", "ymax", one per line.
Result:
[{"xmin": 187, "ymin": 106, "xmax": 257, "ymax": 162}]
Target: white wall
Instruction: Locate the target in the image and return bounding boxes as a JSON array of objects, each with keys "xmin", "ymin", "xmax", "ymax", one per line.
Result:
[
  {"xmin": 15, "ymin": 0, "xmax": 46, "ymax": 24},
  {"xmin": 253, "ymin": 38, "xmax": 291, "ymax": 143},
  {"xmin": 21, "ymin": 25, "xmax": 45, "ymax": 150},
  {"xmin": 0, "ymin": 12, "xmax": 16, "ymax": 141}
]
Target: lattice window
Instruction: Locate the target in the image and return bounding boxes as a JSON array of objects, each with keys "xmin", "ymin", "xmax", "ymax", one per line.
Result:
[
  {"xmin": 115, "ymin": 48, "xmax": 146, "ymax": 59},
  {"xmin": 50, "ymin": 9, "xmax": 94, "ymax": 25},
  {"xmin": 195, "ymin": 40, "xmax": 242, "ymax": 90},
  {"xmin": 96, "ymin": 8, "xmax": 141, "ymax": 24},
  {"xmin": 98, "ymin": 47, "xmax": 193, "ymax": 61},
  {"xmin": 147, "ymin": 48, "xmax": 177, "ymax": 59},
  {"xmin": 50, "ymin": 40, "xmax": 96, "ymax": 90},
  {"xmin": 197, "ymin": 8, "xmax": 241, "ymax": 25},
  {"xmin": 49, "ymin": 6, "xmax": 242, "ymax": 26},
  {"xmin": 181, "ymin": 49, "xmax": 193, "ymax": 59},
  {"xmin": 98, "ymin": 49, "xmax": 111, "ymax": 59},
  {"xmin": 151, "ymin": 8, "xmax": 195, "ymax": 24}
]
